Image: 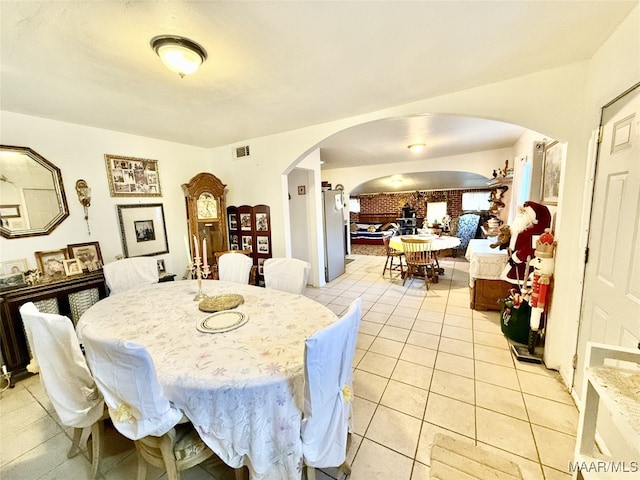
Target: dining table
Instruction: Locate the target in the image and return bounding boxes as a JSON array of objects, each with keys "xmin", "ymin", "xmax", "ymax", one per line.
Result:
[
  {"xmin": 390, "ymin": 234, "xmax": 461, "ymax": 275},
  {"xmin": 76, "ymin": 280, "xmax": 338, "ymax": 480}
]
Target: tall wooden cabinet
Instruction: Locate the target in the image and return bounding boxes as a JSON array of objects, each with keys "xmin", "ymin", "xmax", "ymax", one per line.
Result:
[
  {"xmin": 227, "ymin": 205, "xmax": 272, "ymax": 286},
  {"xmin": 182, "ymin": 173, "xmax": 228, "ymax": 263}
]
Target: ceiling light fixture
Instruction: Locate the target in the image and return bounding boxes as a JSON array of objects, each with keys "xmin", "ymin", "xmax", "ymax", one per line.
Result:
[
  {"xmin": 407, "ymin": 143, "xmax": 426, "ymax": 153},
  {"xmin": 151, "ymin": 35, "xmax": 207, "ymax": 78}
]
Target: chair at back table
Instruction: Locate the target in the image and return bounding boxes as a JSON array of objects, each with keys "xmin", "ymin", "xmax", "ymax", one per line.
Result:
[
  {"xmin": 19, "ymin": 302, "xmax": 107, "ymax": 479},
  {"xmin": 302, "ymin": 297, "xmax": 362, "ymax": 480},
  {"xmin": 217, "ymin": 252, "xmax": 254, "ymax": 284},
  {"xmin": 263, "ymin": 257, "xmax": 310, "ymax": 294},
  {"xmin": 81, "ymin": 325, "xmax": 244, "ymax": 480},
  {"xmin": 401, "ymin": 237, "xmax": 437, "ymax": 289},
  {"xmin": 103, "ymin": 257, "xmax": 159, "ymax": 295},
  {"xmin": 382, "ymin": 234, "xmax": 405, "ymax": 276},
  {"xmin": 455, "ymin": 213, "xmax": 480, "ymax": 254}
]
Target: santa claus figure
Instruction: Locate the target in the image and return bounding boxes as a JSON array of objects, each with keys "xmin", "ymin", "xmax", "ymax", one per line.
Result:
[{"xmin": 500, "ymin": 201, "xmax": 552, "ymax": 284}]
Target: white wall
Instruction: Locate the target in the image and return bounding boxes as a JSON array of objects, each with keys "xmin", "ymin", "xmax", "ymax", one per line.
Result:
[
  {"xmin": 0, "ymin": 112, "xmax": 210, "ymax": 278},
  {"xmin": 288, "ymin": 168, "xmax": 311, "ymax": 261}
]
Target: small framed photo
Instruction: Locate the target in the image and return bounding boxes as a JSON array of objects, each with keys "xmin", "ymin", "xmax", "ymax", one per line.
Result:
[
  {"xmin": 157, "ymin": 259, "xmax": 166, "ymax": 273},
  {"xmin": 542, "ymin": 141, "xmax": 561, "ymax": 205},
  {"xmin": 241, "ymin": 236, "xmax": 253, "ymax": 252},
  {"xmin": 240, "ymin": 213, "xmax": 251, "ymax": 231},
  {"xmin": 35, "ymin": 249, "xmax": 68, "ymax": 278},
  {"xmin": 257, "ymin": 258, "xmax": 265, "ymax": 276},
  {"xmin": 298, "ymin": 186, "xmax": 306, "ymax": 195},
  {"xmin": 117, "ymin": 203, "xmax": 169, "ymax": 257},
  {"xmin": 63, "ymin": 259, "xmax": 83, "ymax": 276},
  {"xmin": 255, "ymin": 213, "xmax": 268, "ymax": 231},
  {"xmin": 0, "ymin": 272, "xmax": 27, "ymax": 290},
  {"xmin": 105, "ymin": 154, "xmax": 162, "ymax": 197},
  {"xmin": 229, "ymin": 214, "xmax": 238, "ymax": 230},
  {"xmin": 67, "ymin": 241, "xmax": 103, "ymax": 272},
  {"xmin": 256, "ymin": 236, "xmax": 269, "ymax": 254},
  {"xmin": 0, "ymin": 258, "xmax": 29, "ymax": 275}
]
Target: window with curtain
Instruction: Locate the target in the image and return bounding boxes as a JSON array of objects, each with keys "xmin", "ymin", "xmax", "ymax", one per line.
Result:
[{"xmin": 462, "ymin": 191, "xmax": 491, "ymax": 211}]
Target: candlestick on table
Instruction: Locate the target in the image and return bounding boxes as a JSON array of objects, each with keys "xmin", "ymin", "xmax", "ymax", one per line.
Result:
[
  {"xmin": 193, "ymin": 235, "xmax": 200, "ymax": 259},
  {"xmin": 203, "ymin": 238, "xmax": 208, "ymax": 268}
]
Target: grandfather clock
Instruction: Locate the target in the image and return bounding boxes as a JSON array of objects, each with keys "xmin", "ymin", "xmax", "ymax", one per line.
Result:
[{"xmin": 182, "ymin": 173, "xmax": 228, "ymax": 263}]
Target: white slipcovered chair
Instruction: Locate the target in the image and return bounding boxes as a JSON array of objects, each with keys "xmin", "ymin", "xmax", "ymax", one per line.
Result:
[
  {"xmin": 80, "ymin": 325, "xmax": 242, "ymax": 480},
  {"xmin": 19, "ymin": 302, "xmax": 107, "ymax": 479},
  {"xmin": 301, "ymin": 297, "xmax": 362, "ymax": 479},
  {"xmin": 217, "ymin": 252, "xmax": 253, "ymax": 284},
  {"xmin": 103, "ymin": 257, "xmax": 159, "ymax": 295},
  {"xmin": 263, "ymin": 257, "xmax": 310, "ymax": 294}
]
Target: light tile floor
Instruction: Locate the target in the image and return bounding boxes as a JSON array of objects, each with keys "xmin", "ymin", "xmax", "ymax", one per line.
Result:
[{"xmin": 0, "ymin": 254, "xmax": 578, "ymax": 480}]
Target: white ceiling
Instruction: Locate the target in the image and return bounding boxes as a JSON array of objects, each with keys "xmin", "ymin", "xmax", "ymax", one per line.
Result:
[{"xmin": 1, "ymin": 1, "xmax": 635, "ymax": 191}]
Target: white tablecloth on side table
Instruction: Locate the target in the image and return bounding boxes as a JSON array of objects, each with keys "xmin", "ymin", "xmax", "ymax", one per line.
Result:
[
  {"xmin": 465, "ymin": 239, "xmax": 509, "ymax": 287},
  {"xmin": 77, "ymin": 280, "xmax": 338, "ymax": 480}
]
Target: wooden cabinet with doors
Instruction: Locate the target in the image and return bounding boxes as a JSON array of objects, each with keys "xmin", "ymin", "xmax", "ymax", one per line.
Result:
[
  {"xmin": 227, "ymin": 205, "xmax": 272, "ymax": 286},
  {"xmin": 182, "ymin": 173, "xmax": 228, "ymax": 265}
]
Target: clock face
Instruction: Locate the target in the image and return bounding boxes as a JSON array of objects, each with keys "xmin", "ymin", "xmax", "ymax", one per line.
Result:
[{"xmin": 197, "ymin": 192, "xmax": 218, "ymax": 219}]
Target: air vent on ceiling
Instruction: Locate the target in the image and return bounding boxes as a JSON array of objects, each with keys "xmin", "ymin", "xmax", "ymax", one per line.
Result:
[{"xmin": 234, "ymin": 145, "xmax": 251, "ymax": 159}]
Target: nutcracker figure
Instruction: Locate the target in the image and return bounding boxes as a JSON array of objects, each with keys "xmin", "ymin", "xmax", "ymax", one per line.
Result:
[{"xmin": 528, "ymin": 229, "xmax": 555, "ymax": 350}]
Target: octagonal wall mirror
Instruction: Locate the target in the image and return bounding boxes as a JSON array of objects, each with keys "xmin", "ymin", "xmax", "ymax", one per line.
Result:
[{"xmin": 0, "ymin": 145, "xmax": 69, "ymax": 239}]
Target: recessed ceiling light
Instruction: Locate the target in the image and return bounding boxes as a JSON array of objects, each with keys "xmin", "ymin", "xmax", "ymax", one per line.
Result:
[
  {"xmin": 407, "ymin": 143, "xmax": 425, "ymax": 153},
  {"xmin": 151, "ymin": 35, "xmax": 207, "ymax": 78}
]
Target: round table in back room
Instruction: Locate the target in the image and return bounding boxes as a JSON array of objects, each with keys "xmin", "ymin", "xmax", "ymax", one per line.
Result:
[
  {"xmin": 77, "ymin": 280, "xmax": 338, "ymax": 480},
  {"xmin": 390, "ymin": 234, "xmax": 461, "ymax": 275}
]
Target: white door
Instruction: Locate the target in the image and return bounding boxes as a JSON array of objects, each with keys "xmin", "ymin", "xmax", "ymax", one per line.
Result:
[{"xmin": 574, "ymin": 84, "xmax": 640, "ymax": 452}]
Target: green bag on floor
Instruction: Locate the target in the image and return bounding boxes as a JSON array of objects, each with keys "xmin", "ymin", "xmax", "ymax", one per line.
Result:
[{"xmin": 500, "ymin": 299, "xmax": 531, "ymax": 345}]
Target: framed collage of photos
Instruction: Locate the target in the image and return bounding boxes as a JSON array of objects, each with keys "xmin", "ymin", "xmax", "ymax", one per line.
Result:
[
  {"xmin": 226, "ymin": 204, "xmax": 271, "ymax": 285},
  {"xmin": 105, "ymin": 154, "xmax": 162, "ymax": 197}
]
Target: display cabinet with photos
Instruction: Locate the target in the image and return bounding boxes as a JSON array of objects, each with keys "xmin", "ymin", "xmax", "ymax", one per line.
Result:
[
  {"xmin": 227, "ymin": 205, "xmax": 271, "ymax": 285},
  {"xmin": 182, "ymin": 173, "xmax": 228, "ymax": 265}
]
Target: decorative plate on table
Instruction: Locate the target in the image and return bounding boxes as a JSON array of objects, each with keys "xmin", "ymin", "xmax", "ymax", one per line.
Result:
[
  {"xmin": 196, "ymin": 311, "xmax": 248, "ymax": 334},
  {"xmin": 198, "ymin": 294, "xmax": 244, "ymax": 312}
]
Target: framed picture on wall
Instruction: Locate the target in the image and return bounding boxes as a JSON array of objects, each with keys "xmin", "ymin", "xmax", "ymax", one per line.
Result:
[
  {"xmin": 105, "ymin": 154, "xmax": 162, "ymax": 197},
  {"xmin": 542, "ymin": 141, "xmax": 561, "ymax": 205},
  {"xmin": 116, "ymin": 203, "xmax": 169, "ymax": 257}
]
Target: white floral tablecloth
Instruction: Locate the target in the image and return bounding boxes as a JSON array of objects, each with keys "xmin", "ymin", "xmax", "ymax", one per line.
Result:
[{"xmin": 77, "ymin": 280, "xmax": 338, "ymax": 480}]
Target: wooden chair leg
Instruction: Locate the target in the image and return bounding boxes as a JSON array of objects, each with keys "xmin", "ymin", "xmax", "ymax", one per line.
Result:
[
  {"xmin": 89, "ymin": 420, "xmax": 104, "ymax": 479},
  {"xmin": 234, "ymin": 467, "xmax": 249, "ymax": 480},
  {"xmin": 68, "ymin": 427, "xmax": 83, "ymax": 458},
  {"xmin": 306, "ymin": 466, "xmax": 317, "ymax": 480},
  {"xmin": 135, "ymin": 445, "xmax": 148, "ymax": 480}
]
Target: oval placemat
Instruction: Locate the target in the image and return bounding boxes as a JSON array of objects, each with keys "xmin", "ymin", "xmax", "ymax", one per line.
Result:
[
  {"xmin": 198, "ymin": 294, "xmax": 244, "ymax": 312},
  {"xmin": 196, "ymin": 311, "xmax": 248, "ymax": 334}
]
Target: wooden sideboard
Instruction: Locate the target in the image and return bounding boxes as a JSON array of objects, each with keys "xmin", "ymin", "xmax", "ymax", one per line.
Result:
[{"xmin": 0, "ymin": 271, "xmax": 107, "ymax": 377}]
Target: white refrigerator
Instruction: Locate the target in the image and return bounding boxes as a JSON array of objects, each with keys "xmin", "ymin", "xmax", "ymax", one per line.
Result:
[{"xmin": 322, "ymin": 190, "xmax": 346, "ymax": 282}]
